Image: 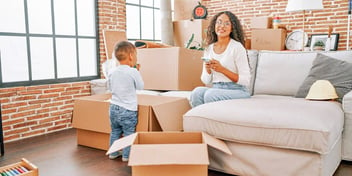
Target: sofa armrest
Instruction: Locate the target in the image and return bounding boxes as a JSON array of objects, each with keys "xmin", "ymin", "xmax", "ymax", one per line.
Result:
[
  {"xmin": 343, "ymin": 90, "xmax": 352, "ymax": 113},
  {"xmin": 342, "ymin": 90, "xmax": 352, "ymax": 160}
]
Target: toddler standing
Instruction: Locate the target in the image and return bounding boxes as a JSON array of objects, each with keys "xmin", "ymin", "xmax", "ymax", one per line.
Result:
[{"xmin": 107, "ymin": 41, "xmax": 144, "ymax": 161}]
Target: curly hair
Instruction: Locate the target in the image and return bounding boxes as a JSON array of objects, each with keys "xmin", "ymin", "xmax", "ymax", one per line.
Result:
[{"xmin": 206, "ymin": 11, "xmax": 245, "ymax": 46}]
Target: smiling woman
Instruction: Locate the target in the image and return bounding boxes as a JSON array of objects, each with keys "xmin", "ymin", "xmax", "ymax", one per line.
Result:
[{"xmin": 189, "ymin": 11, "xmax": 251, "ymax": 108}]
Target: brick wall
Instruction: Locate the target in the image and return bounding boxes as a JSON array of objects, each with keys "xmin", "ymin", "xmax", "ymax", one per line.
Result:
[
  {"xmin": 0, "ymin": 82, "xmax": 91, "ymax": 142},
  {"xmin": 1, "ymin": 0, "xmax": 349, "ymax": 142},
  {"xmin": 203, "ymin": 0, "xmax": 350, "ymax": 50}
]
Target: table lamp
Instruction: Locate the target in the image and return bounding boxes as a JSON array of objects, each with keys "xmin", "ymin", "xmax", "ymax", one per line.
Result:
[{"xmin": 286, "ymin": 0, "xmax": 324, "ymax": 50}]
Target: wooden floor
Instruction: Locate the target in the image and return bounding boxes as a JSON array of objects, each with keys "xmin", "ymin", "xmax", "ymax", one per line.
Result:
[{"xmin": 0, "ymin": 128, "xmax": 351, "ymax": 176}]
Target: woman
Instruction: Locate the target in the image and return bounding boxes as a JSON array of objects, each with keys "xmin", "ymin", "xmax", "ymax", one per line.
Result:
[{"xmin": 190, "ymin": 11, "xmax": 251, "ymax": 108}]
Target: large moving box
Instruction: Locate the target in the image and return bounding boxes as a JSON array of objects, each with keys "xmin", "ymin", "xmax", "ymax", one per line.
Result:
[
  {"xmin": 72, "ymin": 94, "xmax": 191, "ymax": 150},
  {"xmin": 106, "ymin": 132, "xmax": 232, "ymax": 176},
  {"xmin": 137, "ymin": 47, "xmax": 204, "ymax": 91},
  {"xmin": 173, "ymin": 19, "xmax": 208, "ymax": 48},
  {"xmin": 251, "ymin": 29, "xmax": 287, "ymax": 51}
]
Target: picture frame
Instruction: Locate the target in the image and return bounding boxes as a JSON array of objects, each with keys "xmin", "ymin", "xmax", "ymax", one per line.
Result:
[{"xmin": 309, "ymin": 33, "xmax": 339, "ymax": 51}]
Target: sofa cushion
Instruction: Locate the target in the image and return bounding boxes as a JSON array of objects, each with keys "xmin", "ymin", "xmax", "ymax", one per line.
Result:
[
  {"xmin": 183, "ymin": 95, "xmax": 344, "ymax": 154},
  {"xmin": 253, "ymin": 51, "xmax": 317, "ymax": 96},
  {"xmin": 253, "ymin": 50, "xmax": 352, "ymax": 97},
  {"xmin": 295, "ymin": 53, "xmax": 352, "ymax": 102}
]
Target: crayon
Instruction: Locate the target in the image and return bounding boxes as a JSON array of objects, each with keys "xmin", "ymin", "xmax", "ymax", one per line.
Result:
[
  {"xmin": 14, "ymin": 167, "xmax": 24, "ymax": 173},
  {"xmin": 11, "ymin": 169, "xmax": 20, "ymax": 175},
  {"xmin": 7, "ymin": 169, "xmax": 15, "ymax": 176},
  {"xmin": 4, "ymin": 170, "xmax": 13, "ymax": 176},
  {"xmin": 19, "ymin": 166, "xmax": 29, "ymax": 172}
]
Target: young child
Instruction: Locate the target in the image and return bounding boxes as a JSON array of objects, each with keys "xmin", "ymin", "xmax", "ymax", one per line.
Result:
[{"xmin": 107, "ymin": 41, "xmax": 144, "ymax": 161}]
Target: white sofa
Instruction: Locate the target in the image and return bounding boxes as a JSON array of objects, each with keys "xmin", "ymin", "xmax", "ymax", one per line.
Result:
[{"xmin": 183, "ymin": 50, "xmax": 352, "ymax": 176}]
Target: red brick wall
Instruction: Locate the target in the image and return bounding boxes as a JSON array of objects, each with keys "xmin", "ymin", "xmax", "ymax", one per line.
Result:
[
  {"xmin": 203, "ymin": 0, "xmax": 350, "ymax": 50},
  {"xmin": 0, "ymin": 82, "xmax": 91, "ymax": 142}
]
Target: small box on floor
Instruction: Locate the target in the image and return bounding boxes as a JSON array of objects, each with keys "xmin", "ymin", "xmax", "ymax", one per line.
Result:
[
  {"xmin": 106, "ymin": 132, "xmax": 232, "ymax": 176},
  {"xmin": 0, "ymin": 158, "xmax": 38, "ymax": 176}
]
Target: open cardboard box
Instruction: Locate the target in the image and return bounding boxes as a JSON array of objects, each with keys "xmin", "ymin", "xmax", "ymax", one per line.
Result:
[
  {"xmin": 137, "ymin": 47, "xmax": 204, "ymax": 91},
  {"xmin": 106, "ymin": 132, "xmax": 232, "ymax": 176},
  {"xmin": 72, "ymin": 93, "xmax": 191, "ymax": 150}
]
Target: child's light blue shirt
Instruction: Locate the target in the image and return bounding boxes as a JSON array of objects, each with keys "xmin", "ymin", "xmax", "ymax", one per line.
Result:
[{"xmin": 108, "ymin": 65, "xmax": 144, "ymax": 111}]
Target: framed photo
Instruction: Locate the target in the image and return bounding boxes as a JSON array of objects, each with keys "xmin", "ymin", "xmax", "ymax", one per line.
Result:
[{"xmin": 309, "ymin": 33, "xmax": 339, "ymax": 51}]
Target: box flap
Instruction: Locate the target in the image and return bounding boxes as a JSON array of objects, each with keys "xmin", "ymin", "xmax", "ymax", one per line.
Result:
[
  {"xmin": 103, "ymin": 30, "xmax": 126, "ymax": 59},
  {"xmin": 152, "ymin": 97, "xmax": 190, "ymax": 131},
  {"xmin": 202, "ymin": 132, "xmax": 232, "ymax": 155},
  {"xmin": 137, "ymin": 131, "xmax": 202, "ymax": 144},
  {"xmin": 138, "ymin": 94, "xmax": 178, "ymax": 106},
  {"xmin": 128, "ymin": 144, "xmax": 209, "ymax": 166},
  {"xmin": 75, "ymin": 93, "xmax": 111, "ymax": 101},
  {"xmin": 138, "ymin": 94, "xmax": 190, "ymax": 131},
  {"xmin": 106, "ymin": 133, "xmax": 138, "ymax": 155}
]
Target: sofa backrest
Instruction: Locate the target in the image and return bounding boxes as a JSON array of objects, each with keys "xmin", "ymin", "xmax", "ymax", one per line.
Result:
[{"xmin": 250, "ymin": 50, "xmax": 352, "ymax": 96}]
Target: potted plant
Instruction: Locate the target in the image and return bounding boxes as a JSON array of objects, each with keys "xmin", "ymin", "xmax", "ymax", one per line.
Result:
[{"xmin": 313, "ymin": 40, "xmax": 325, "ymax": 51}]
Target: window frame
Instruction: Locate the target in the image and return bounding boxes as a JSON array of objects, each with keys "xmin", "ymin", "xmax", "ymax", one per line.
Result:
[
  {"xmin": 126, "ymin": 0, "xmax": 161, "ymax": 42},
  {"xmin": 0, "ymin": 0, "xmax": 100, "ymax": 88}
]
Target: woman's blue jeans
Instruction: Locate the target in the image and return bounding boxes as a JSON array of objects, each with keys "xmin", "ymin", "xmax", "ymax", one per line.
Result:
[
  {"xmin": 190, "ymin": 82, "xmax": 250, "ymax": 108},
  {"xmin": 109, "ymin": 104, "xmax": 137, "ymax": 158}
]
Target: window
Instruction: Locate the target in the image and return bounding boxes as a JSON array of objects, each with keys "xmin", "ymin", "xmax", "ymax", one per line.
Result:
[
  {"xmin": 0, "ymin": 0, "xmax": 99, "ymax": 87},
  {"xmin": 126, "ymin": 0, "xmax": 161, "ymax": 42}
]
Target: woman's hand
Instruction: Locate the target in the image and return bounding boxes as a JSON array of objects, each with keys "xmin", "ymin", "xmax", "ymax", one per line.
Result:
[
  {"xmin": 205, "ymin": 61, "xmax": 212, "ymax": 74},
  {"xmin": 209, "ymin": 59, "xmax": 224, "ymax": 73}
]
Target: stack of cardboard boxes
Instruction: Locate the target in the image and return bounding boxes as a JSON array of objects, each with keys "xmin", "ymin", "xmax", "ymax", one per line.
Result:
[{"xmin": 250, "ymin": 17, "xmax": 287, "ymax": 51}]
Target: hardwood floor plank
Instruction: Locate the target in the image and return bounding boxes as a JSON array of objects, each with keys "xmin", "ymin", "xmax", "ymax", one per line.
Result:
[{"xmin": 0, "ymin": 129, "xmax": 351, "ymax": 176}]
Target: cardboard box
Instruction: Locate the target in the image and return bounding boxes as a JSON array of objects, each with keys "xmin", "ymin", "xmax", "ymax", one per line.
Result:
[
  {"xmin": 72, "ymin": 94, "xmax": 191, "ymax": 150},
  {"xmin": 106, "ymin": 132, "xmax": 232, "ymax": 176},
  {"xmin": 102, "ymin": 29, "xmax": 126, "ymax": 59},
  {"xmin": 250, "ymin": 17, "xmax": 272, "ymax": 29},
  {"xmin": 174, "ymin": 0, "xmax": 202, "ymax": 20},
  {"xmin": 137, "ymin": 47, "xmax": 204, "ymax": 91},
  {"xmin": 0, "ymin": 158, "xmax": 38, "ymax": 176},
  {"xmin": 251, "ymin": 29, "xmax": 287, "ymax": 51},
  {"xmin": 173, "ymin": 19, "xmax": 209, "ymax": 48}
]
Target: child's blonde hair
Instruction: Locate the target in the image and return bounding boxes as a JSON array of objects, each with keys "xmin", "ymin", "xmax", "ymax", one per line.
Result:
[{"xmin": 114, "ymin": 41, "xmax": 136, "ymax": 61}]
